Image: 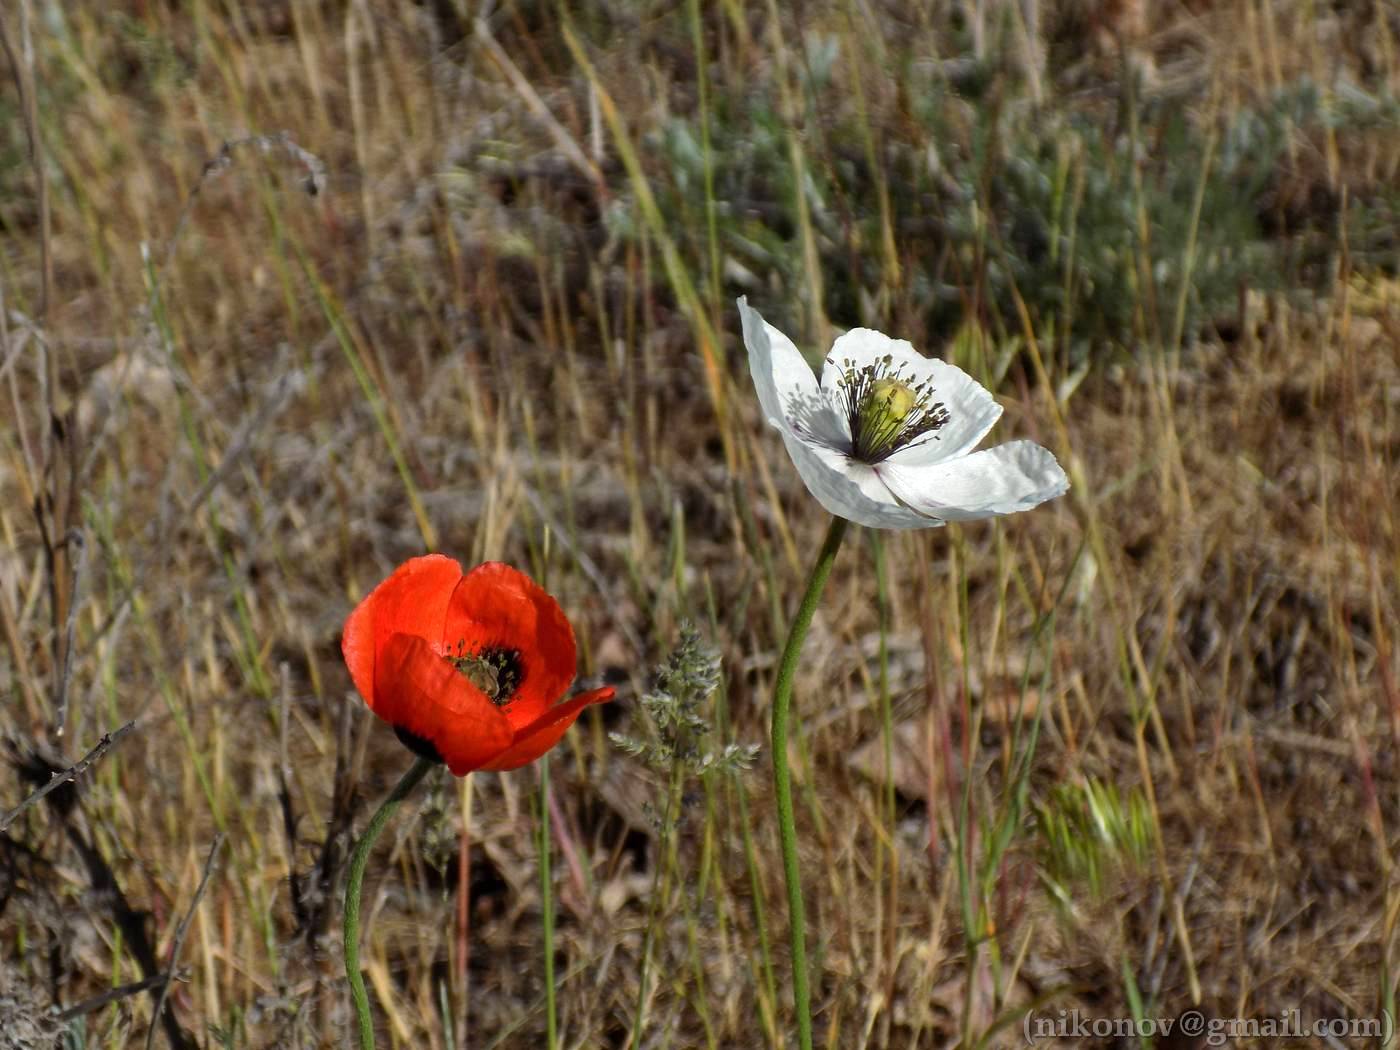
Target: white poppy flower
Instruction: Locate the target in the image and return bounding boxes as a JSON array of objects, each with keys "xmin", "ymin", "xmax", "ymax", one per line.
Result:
[{"xmin": 738, "ymin": 297, "xmax": 1069, "ymax": 529}]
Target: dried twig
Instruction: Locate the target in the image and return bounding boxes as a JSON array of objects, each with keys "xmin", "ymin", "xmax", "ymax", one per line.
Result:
[
  {"xmin": 51, "ymin": 528, "xmax": 87, "ymax": 736},
  {"xmin": 62, "ymin": 821, "xmax": 197, "ymax": 1050},
  {"xmin": 0, "ymin": 721, "xmax": 136, "ymax": 832},
  {"xmin": 145, "ymin": 833, "xmax": 226, "ymax": 1050},
  {"xmin": 86, "ymin": 350, "xmax": 307, "ymax": 651},
  {"xmin": 521, "ymin": 483, "xmax": 643, "ymax": 658},
  {"xmin": 155, "ymin": 363, "xmax": 306, "ymax": 545},
  {"xmin": 56, "ymin": 973, "xmax": 171, "ymax": 1022},
  {"xmin": 474, "ymin": 17, "xmax": 606, "ymax": 199},
  {"xmin": 162, "ymin": 132, "xmax": 327, "ymax": 278}
]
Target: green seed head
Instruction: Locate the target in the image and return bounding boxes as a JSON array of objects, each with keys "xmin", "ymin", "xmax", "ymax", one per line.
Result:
[
  {"xmin": 834, "ymin": 355, "xmax": 950, "ymax": 463},
  {"xmin": 868, "ymin": 378, "xmax": 917, "ymax": 428}
]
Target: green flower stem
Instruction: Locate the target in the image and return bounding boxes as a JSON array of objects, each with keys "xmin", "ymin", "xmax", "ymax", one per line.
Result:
[
  {"xmin": 345, "ymin": 755, "xmax": 435, "ymax": 1050},
  {"xmin": 771, "ymin": 514, "xmax": 849, "ymax": 1050},
  {"xmin": 538, "ymin": 753, "xmax": 557, "ymax": 1050}
]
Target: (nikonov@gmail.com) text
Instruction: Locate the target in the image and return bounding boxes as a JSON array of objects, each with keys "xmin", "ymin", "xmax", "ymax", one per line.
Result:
[{"xmin": 1022, "ymin": 1007, "xmax": 1393, "ymax": 1046}]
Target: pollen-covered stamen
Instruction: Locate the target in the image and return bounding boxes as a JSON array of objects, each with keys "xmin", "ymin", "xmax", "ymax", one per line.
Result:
[
  {"xmin": 833, "ymin": 354, "xmax": 950, "ymax": 463},
  {"xmin": 446, "ymin": 640, "xmax": 524, "ymax": 706}
]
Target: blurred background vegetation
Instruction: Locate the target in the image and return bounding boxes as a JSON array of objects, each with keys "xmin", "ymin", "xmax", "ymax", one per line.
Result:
[{"xmin": 0, "ymin": 1, "xmax": 1397, "ymax": 1047}]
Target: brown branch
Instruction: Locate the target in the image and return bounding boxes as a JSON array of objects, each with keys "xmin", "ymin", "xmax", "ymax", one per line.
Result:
[
  {"xmin": 63, "ymin": 824, "xmax": 197, "ymax": 1050},
  {"xmin": 145, "ymin": 833, "xmax": 225, "ymax": 1050},
  {"xmin": 0, "ymin": 721, "xmax": 136, "ymax": 832},
  {"xmin": 51, "ymin": 528, "xmax": 86, "ymax": 736},
  {"xmin": 56, "ymin": 973, "xmax": 171, "ymax": 1022},
  {"xmin": 161, "ymin": 132, "xmax": 327, "ymax": 280}
]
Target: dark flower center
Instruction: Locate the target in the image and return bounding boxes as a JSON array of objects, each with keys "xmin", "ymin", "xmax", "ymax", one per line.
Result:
[
  {"xmin": 832, "ymin": 354, "xmax": 949, "ymax": 463},
  {"xmin": 395, "ymin": 726, "xmax": 445, "ymax": 764},
  {"xmin": 447, "ymin": 641, "xmax": 524, "ymax": 705}
]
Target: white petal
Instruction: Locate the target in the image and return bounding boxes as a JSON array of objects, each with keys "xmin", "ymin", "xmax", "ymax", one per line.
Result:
[
  {"xmin": 781, "ymin": 433, "xmax": 945, "ymax": 530},
  {"xmin": 737, "ymin": 297, "xmax": 822, "ymax": 435},
  {"xmin": 875, "ymin": 440, "xmax": 1069, "ymax": 522},
  {"xmin": 820, "ymin": 327, "xmax": 919, "ymax": 403},
  {"xmin": 822, "ymin": 327, "xmax": 1003, "ymax": 466}
]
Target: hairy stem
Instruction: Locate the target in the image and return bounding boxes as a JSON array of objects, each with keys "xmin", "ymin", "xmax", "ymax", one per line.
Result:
[
  {"xmin": 538, "ymin": 754, "xmax": 557, "ymax": 1050},
  {"xmin": 771, "ymin": 514, "xmax": 848, "ymax": 1050},
  {"xmin": 344, "ymin": 756, "xmax": 435, "ymax": 1050}
]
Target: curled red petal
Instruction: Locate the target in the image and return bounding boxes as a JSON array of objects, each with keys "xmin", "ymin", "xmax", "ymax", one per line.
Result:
[
  {"xmin": 342, "ymin": 554, "xmax": 462, "ymax": 709},
  {"xmin": 479, "ymin": 687, "xmax": 615, "ymax": 772},
  {"xmin": 373, "ymin": 633, "xmax": 514, "ymax": 775},
  {"xmin": 440, "ymin": 562, "xmax": 577, "ymax": 725}
]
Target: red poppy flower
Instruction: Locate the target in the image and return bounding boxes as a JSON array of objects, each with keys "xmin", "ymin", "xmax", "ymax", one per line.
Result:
[{"xmin": 342, "ymin": 555, "xmax": 614, "ymax": 775}]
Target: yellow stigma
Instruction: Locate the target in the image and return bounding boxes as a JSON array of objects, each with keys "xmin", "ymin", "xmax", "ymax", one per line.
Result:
[{"xmin": 868, "ymin": 378, "xmax": 916, "ymax": 426}]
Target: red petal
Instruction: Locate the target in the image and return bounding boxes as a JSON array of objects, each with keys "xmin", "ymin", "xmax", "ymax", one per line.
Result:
[
  {"xmin": 439, "ymin": 563, "xmax": 577, "ymax": 726},
  {"xmin": 479, "ymin": 687, "xmax": 615, "ymax": 772},
  {"xmin": 373, "ymin": 633, "xmax": 514, "ymax": 775},
  {"xmin": 342, "ymin": 554, "xmax": 462, "ymax": 709}
]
